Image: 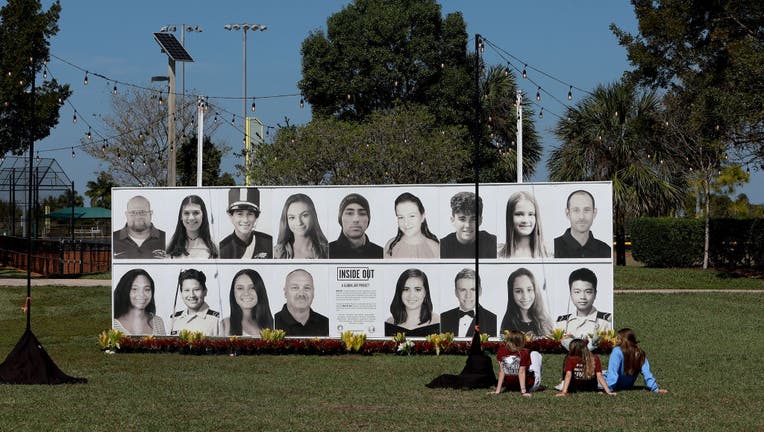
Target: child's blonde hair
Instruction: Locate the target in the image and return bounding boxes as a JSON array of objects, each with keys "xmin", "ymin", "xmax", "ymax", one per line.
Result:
[
  {"xmin": 504, "ymin": 330, "xmax": 526, "ymax": 352},
  {"xmin": 568, "ymin": 338, "xmax": 595, "ymax": 379}
]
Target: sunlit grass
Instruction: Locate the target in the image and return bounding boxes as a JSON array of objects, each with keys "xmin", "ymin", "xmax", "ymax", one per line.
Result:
[{"xmin": 0, "ymin": 286, "xmax": 762, "ymax": 431}]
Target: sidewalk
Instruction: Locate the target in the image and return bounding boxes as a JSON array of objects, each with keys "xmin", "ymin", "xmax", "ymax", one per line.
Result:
[{"xmin": 0, "ymin": 278, "xmax": 110, "ymax": 287}]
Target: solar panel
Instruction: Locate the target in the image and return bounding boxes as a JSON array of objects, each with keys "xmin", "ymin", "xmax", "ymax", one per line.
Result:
[{"xmin": 153, "ymin": 32, "xmax": 194, "ymax": 62}]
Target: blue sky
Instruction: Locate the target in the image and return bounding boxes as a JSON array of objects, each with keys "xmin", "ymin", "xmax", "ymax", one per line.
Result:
[{"xmin": 21, "ymin": 0, "xmax": 762, "ymax": 203}]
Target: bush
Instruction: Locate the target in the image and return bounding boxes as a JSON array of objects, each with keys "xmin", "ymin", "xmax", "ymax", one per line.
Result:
[
  {"xmin": 709, "ymin": 218, "xmax": 764, "ymax": 269},
  {"xmin": 631, "ymin": 217, "xmax": 764, "ymax": 269},
  {"xmin": 630, "ymin": 218, "xmax": 704, "ymax": 267}
]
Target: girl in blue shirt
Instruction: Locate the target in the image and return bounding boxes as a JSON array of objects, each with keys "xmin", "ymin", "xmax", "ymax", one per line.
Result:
[{"xmin": 605, "ymin": 328, "xmax": 668, "ymax": 393}]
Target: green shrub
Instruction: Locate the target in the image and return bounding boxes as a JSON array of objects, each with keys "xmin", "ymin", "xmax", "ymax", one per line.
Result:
[
  {"xmin": 630, "ymin": 217, "xmax": 703, "ymax": 267},
  {"xmin": 709, "ymin": 218, "xmax": 764, "ymax": 269}
]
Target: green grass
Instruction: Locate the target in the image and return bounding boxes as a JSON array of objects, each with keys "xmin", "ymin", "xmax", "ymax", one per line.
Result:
[
  {"xmin": 615, "ymin": 266, "xmax": 764, "ymax": 290},
  {"xmin": 0, "ymin": 286, "xmax": 763, "ymax": 431}
]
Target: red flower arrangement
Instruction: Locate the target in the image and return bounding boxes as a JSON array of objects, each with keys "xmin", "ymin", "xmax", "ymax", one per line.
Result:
[{"xmin": 104, "ymin": 334, "xmax": 612, "ymax": 356}]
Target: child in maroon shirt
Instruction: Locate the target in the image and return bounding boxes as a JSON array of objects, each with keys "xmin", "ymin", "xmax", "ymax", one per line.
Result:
[
  {"xmin": 491, "ymin": 330, "xmax": 542, "ymax": 397},
  {"xmin": 556, "ymin": 338, "xmax": 616, "ymax": 396}
]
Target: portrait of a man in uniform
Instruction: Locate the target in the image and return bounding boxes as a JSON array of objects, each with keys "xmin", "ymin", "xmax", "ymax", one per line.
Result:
[{"xmin": 169, "ymin": 269, "xmax": 220, "ymax": 336}]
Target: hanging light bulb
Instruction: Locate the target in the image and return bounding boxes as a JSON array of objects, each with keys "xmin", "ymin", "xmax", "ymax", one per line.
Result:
[
  {"xmin": 87, "ymin": 128, "xmax": 92, "ymax": 141},
  {"xmin": 83, "ymin": 72, "xmax": 88, "ymax": 85},
  {"xmin": 113, "ymin": 84, "xmax": 118, "ymax": 95},
  {"xmin": 567, "ymin": 86, "xmax": 573, "ymax": 101},
  {"xmin": 130, "ymin": 158, "xmax": 135, "ymax": 167},
  {"xmin": 522, "ymin": 64, "xmax": 527, "ymax": 79},
  {"xmin": 101, "ymin": 144, "xmax": 106, "ymax": 153},
  {"xmin": 139, "ymin": 131, "xmax": 144, "ymax": 140},
  {"xmin": 71, "ymin": 147, "xmax": 76, "ymax": 159},
  {"xmin": 158, "ymin": 94, "xmax": 163, "ymax": 105},
  {"xmin": 36, "ymin": 152, "xmax": 40, "ymax": 163},
  {"xmin": 231, "ymin": 115, "xmax": 235, "ymax": 125},
  {"xmin": 539, "ymin": 108, "xmax": 543, "ymax": 119},
  {"xmin": 58, "ymin": 96, "xmax": 63, "ymax": 104},
  {"xmin": 536, "ymin": 87, "xmax": 541, "ymax": 101},
  {"xmin": 213, "ymin": 114, "xmax": 218, "ymax": 124},
  {"xmin": 43, "ymin": 68, "xmax": 47, "ymax": 79},
  {"xmin": 251, "ymin": 100, "xmax": 256, "ymax": 112},
  {"xmin": 299, "ymin": 98, "xmax": 304, "ymax": 109},
  {"xmin": 117, "ymin": 149, "xmax": 122, "ymax": 159},
  {"xmin": 346, "ymin": 93, "xmax": 351, "ymax": 101},
  {"xmin": 72, "ymin": 113, "xmax": 77, "ymax": 124},
  {"xmin": 440, "ymin": 62, "xmax": 445, "ymax": 69}
]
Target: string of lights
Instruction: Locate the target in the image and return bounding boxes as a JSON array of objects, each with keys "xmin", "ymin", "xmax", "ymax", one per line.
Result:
[
  {"xmin": 481, "ymin": 37, "xmax": 594, "ymax": 99},
  {"xmin": 30, "ymin": 54, "xmax": 306, "ymax": 159}
]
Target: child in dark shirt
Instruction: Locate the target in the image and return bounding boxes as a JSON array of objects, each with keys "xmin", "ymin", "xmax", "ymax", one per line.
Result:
[
  {"xmin": 491, "ymin": 330, "xmax": 542, "ymax": 397},
  {"xmin": 556, "ymin": 338, "xmax": 616, "ymax": 396}
]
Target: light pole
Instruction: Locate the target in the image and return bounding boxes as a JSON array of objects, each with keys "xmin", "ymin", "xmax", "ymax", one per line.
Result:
[
  {"xmin": 224, "ymin": 23, "xmax": 267, "ymax": 185},
  {"xmin": 160, "ymin": 24, "xmax": 202, "ymax": 101}
]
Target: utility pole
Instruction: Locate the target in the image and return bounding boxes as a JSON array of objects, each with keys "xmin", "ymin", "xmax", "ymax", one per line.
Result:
[{"xmin": 516, "ymin": 90, "xmax": 523, "ymax": 183}]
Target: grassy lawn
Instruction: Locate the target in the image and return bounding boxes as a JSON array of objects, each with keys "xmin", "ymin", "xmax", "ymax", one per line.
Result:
[
  {"xmin": 614, "ymin": 266, "xmax": 764, "ymax": 290},
  {"xmin": 0, "ymin": 285, "xmax": 762, "ymax": 431}
]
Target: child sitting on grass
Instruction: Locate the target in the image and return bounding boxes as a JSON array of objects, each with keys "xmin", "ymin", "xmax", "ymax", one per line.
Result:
[
  {"xmin": 556, "ymin": 338, "xmax": 616, "ymax": 396},
  {"xmin": 491, "ymin": 330, "xmax": 542, "ymax": 397},
  {"xmin": 605, "ymin": 328, "xmax": 668, "ymax": 393}
]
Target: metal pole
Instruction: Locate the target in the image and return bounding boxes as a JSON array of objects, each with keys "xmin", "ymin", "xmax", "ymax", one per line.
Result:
[
  {"xmin": 473, "ymin": 34, "xmax": 482, "ymax": 331},
  {"xmin": 243, "ymin": 27, "xmax": 248, "ymax": 181},
  {"xmin": 516, "ymin": 90, "xmax": 523, "ymax": 183},
  {"xmin": 197, "ymin": 97, "xmax": 204, "ymax": 187},
  {"xmin": 70, "ymin": 181, "xmax": 75, "ymax": 241},
  {"xmin": 167, "ymin": 58, "xmax": 177, "ymax": 186},
  {"xmin": 181, "ymin": 25, "xmax": 186, "ymax": 103},
  {"xmin": 26, "ymin": 57, "xmax": 35, "ymax": 329}
]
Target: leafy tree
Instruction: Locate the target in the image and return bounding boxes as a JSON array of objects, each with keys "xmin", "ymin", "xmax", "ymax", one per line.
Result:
[
  {"xmin": 85, "ymin": 171, "xmax": 117, "ymax": 209},
  {"xmin": 549, "ymin": 80, "xmax": 684, "ymax": 266},
  {"xmin": 176, "ymin": 134, "xmax": 235, "ymax": 186},
  {"xmin": 247, "ymin": 104, "xmax": 469, "ymax": 185},
  {"xmin": 0, "ymin": 0, "xmax": 70, "ymax": 156},
  {"xmin": 299, "ymin": 0, "xmax": 471, "ymax": 123},
  {"xmin": 297, "ymin": 0, "xmax": 540, "ymax": 183},
  {"xmin": 611, "ymin": 0, "xmax": 764, "ymax": 167},
  {"xmin": 81, "ymin": 88, "xmax": 218, "ymax": 186},
  {"xmin": 41, "ymin": 188, "xmax": 83, "ymax": 210}
]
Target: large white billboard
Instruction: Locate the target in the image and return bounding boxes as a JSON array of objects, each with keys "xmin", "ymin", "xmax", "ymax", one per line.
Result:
[{"xmin": 111, "ymin": 182, "xmax": 613, "ymax": 340}]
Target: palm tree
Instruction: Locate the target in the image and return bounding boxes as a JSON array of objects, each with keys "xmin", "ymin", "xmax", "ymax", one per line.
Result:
[
  {"xmin": 85, "ymin": 172, "xmax": 117, "ymax": 209},
  {"xmin": 549, "ymin": 80, "xmax": 683, "ymax": 265},
  {"xmin": 479, "ymin": 65, "xmax": 541, "ymax": 182}
]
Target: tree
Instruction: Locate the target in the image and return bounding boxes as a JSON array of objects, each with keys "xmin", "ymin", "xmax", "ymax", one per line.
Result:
[
  {"xmin": 85, "ymin": 171, "xmax": 117, "ymax": 209},
  {"xmin": 247, "ymin": 104, "xmax": 469, "ymax": 185},
  {"xmin": 41, "ymin": 188, "xmax": 83, "ymax": 210},
  {"xmin": 611, "ymin": 0, "xmax": 764, "ymax": 167},
  {"xmin": 176, "ymin": 134, "xmax": 235, "ymax": 186},
  {"xmin": 296, "ymin": 0, "xmax": 540, "ymax": 183},
  {"xmin": 81, "ymin": 88, "xmax": 219, "ymax": 186},
  {"xmin": 479, "ymin": 65, "xmax": 541, "ymax": 182},
  {"xmin": 299, "ymin": 0, "xmax": 472, "ymax": 123},
  {"xmin": 549, "ymin": 80, "xmax": 684, "ymax": 266},
  {"xmin": 0, "ymin": 0, "xmax": 70, "ymax": 156}
]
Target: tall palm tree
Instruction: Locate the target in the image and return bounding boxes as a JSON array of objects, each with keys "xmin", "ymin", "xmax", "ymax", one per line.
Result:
[
  {"xmin": 549, "ymin": 80, "xmax": 683, "ymax": 265},
  {"xmin": 479, "ymin": 65, "xmax": 541, "ymax": 182},
  {"xmin": 85, "ymin": 172, "xmax": 117, "ymax": 209}
]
